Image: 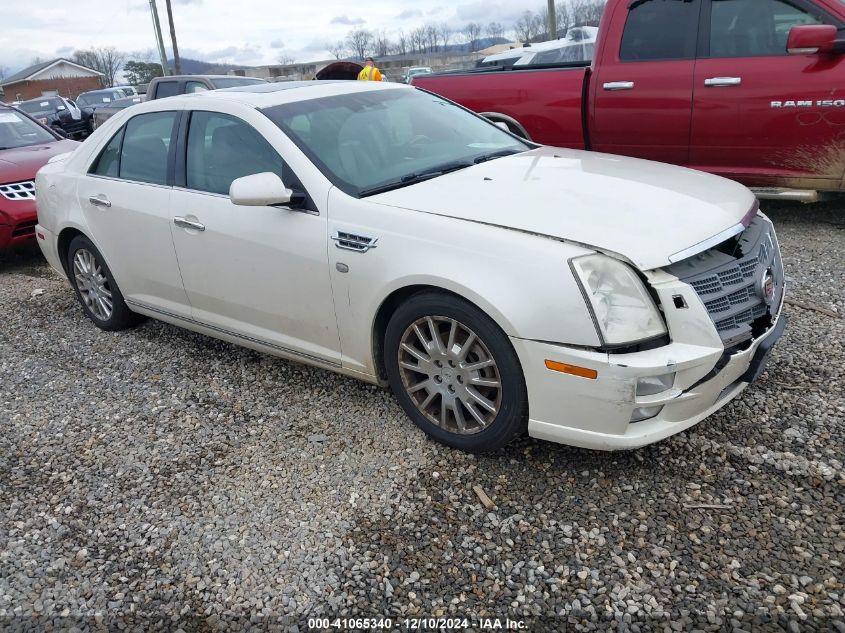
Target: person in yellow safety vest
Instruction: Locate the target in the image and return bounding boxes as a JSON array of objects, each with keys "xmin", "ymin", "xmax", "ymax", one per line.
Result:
[{"xmin": 357, "ymin": 57, "xmax": 383, "ymax": 81}]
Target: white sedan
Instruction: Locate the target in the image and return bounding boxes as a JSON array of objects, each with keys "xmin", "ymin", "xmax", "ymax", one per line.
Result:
[{"xmin": 34, "ymin": 81, "xmax": 785, "ymax": 452}]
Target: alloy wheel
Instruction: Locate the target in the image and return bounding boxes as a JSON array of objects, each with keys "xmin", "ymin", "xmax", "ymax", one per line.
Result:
[
  {"xmin": 397, "ymin": 315, "xmax": 502, "ymax": 435},
  {"xmin": 73, "ymin": 248, "xmax": 113, "ymax": 321}
]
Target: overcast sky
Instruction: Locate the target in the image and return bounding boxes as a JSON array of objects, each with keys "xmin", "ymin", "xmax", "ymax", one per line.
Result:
[{"xmin": 1, "ymin": 0, "xmax": 540, "ymax": 74}]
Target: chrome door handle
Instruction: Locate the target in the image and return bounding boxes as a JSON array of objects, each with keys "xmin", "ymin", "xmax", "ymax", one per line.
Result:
[
  {"xmin": 173, "ymin": 217, "xmax": 206, "ymax": 232},
  {"xmin": 704, "ymin": 77, "xmax": 742, "ymax": 87},
  {"xmin": 88, "ymin": 195, "xmax": 111, "ymax": 208},
  {"xmin": 603, "ymin": 81, "xmax": 634, "ymax": 91}
]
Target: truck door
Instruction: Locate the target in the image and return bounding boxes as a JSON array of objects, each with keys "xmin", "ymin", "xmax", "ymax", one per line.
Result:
[
  {"xmin": 591, "ymin": 0, "xmax": 701, "ymax": 164},
  {"xmin": 690, "ymin": 0, "xmax": 845, "ymax": 188}
]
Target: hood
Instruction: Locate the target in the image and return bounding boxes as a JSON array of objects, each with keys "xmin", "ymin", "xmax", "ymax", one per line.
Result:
[
  {"xmin": 0, "ymin": 140, "xmax": 79, "ymax": 184},
  {"xmin": 371, "ymin": 147, "xmax": 757, "ymax": 271}
]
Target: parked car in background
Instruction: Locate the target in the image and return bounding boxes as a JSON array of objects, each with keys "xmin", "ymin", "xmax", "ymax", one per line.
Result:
[
  {"xmin": 76, "ymin": 88, "xmax": 131, "ymax": 112},
  {"xmin": 477, "ymin": 27, "xmax": 599, "ymax": 68},
  {"xmin": 91, "ymin": 95, "xmax": 144, "ymax": 130},
  {"xmin": 113, "ymin": 85, "xmax": 138, "ymax": 96},
  {"xmin": 16, "ymin": 96, "xmax": 92, "ymax": 139},
  {"xmin": 34, "ymin": 81, "xmax": 784, "ymax": 452},
  {"xmin": 403, "ymin": 67, "xmax": 433, "ymax": 83},
  {"xmin": 0, "ymin": 104, "xmax": 78, "ymax": 252},
  {"xmin": 415, "ymin": 0, "xmax": 845, "ymax": 202},
  {"xmin": 145, "ymin": 74, "xmax": 266, "ymax": 100},
  {"xmin": 136, "ymin": 84, "xmax": 149, "ymax": 95}
]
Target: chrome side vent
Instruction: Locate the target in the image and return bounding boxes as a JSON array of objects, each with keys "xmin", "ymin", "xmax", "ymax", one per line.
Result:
[{"xmin": 331, "ymin": 231, "xmax": 378, "ymax": 253}]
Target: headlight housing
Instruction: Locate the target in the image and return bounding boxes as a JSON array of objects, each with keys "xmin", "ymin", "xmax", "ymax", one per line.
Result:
[{"xmin": 571, "ymin": 254, "xmax": 667, "ymax": 347}]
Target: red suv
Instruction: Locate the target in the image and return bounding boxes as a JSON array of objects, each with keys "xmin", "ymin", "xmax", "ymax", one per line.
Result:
[{"xmin": 0, "ymin": 104, "xmax": 78, "ymax": 252}]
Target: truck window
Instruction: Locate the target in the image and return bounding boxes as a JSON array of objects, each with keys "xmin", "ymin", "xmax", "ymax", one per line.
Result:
[
  {"xmin": 709, "ymin": 0, "xmax": 822, "ymax": 57},
  {"xmin": 154, "ymin": 81, "xmax": 180, "ymax": 98},
  {"xmin": 620, "ymin": 0, "xmax": 699, "ymax": 61}
]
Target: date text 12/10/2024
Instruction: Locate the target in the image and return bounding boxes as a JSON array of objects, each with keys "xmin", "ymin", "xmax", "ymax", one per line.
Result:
[{"xmin": 307, "ymin": 617, "xmax": 528, "ymax": 630}]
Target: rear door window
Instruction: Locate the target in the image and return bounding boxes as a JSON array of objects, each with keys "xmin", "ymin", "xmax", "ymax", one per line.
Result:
[
  {"xmin": 118, "ymin": 112, "xmax": 177, "ymax": 185},
  {"xmin": 154, "ymin": 81, "xmax": 181, "ymax": 98}
]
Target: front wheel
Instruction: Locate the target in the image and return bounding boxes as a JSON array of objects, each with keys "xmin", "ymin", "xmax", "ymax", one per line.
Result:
[
  {"xmin": 66, "ymin": 235, "xmax": 145, "ymax": 331},
  {"xmin": 385, "ymin": 291, "xmax": 528, "ymax": 452}
]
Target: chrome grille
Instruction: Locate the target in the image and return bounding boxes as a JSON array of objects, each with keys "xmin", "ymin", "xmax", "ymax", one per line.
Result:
[
  {"xmin": 666, "ymin": 214, "xmax": 784, "ymax": 346},
  {"xmin": 0, "ymin": 180, "xmax": 36, "ymax": 201}
]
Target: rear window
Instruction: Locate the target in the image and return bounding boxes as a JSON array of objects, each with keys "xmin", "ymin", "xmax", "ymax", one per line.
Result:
[{"xmin": 209, "ymin": 77, "xmax": 266, "ymax": 89}]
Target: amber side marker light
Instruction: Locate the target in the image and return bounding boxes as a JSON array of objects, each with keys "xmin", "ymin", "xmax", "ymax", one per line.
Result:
[{"xmin": 544, "ymin": 360, "xmax": 598, "ymax": 379}]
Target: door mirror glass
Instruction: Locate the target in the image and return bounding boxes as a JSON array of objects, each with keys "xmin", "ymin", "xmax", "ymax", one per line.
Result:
[
  {"xmin": 229, "ymin": 172, "xmax": 293, "ymax": 206},
  {"xmin": 787, "ymin": 24, "xmax": 838, "ymax": 54}
]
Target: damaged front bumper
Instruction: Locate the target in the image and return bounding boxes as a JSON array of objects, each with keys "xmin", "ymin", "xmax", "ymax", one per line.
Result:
[{"xmin": 513, "ymin": 301, "xmax": 785, "ymax": 451}]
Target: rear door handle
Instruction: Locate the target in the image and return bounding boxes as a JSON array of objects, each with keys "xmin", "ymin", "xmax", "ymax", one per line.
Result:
[
  {"xmin": 704, "ymin": 77, "xmax": 742, "ymax": 87},
  {"xmin": 173, "ymin": 217, "xmax": 206, "ymax": 232},
  {"xmin": 88, "ymin": 195, "xmax": 111, "ymax": 208},
  {"xmin": 603, "ymin": 81, "xmax": 634, "ymax": 91}
]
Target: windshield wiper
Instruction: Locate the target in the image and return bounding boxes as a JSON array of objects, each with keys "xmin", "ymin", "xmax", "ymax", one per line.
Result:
[
  {"xmin": 473, "ymin": 148, "xmax": 523, "ymax": 164},
  {"xmin": 358, "ymin": 160, "xmax": 473, "ymax": 197}
]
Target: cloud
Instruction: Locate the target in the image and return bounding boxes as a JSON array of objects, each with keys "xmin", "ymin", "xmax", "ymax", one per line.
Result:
[
  {"xmin": 396, "ymin": 9, "xmax": 422, "ymax": 19},
  {"xmin": 269, "ymin": 39, "xmax": 285, "ymax": 48},
  {"xmin": 330, "ymin": 15, "xmax": 365, "ymax": 26},
  {"xmin": 55, "ymin": 46, "xmax": 74, "ymax": 55}
]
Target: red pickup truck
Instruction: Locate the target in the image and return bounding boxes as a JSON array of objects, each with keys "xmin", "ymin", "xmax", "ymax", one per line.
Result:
[{"xmin": 414, "ymin": 0, "xmax": 845, "ymax": 201}]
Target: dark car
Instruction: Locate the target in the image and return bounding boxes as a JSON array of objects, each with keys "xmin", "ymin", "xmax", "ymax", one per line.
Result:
[
  {"xmin": 145, "ymin": 74, "xmax": 265, "ymax": 100},
  {"xmin": 75, "ymin": 88, "xmax": 130, "ymax": 112},
  {"xmin": 16, "ymin": 96, "xmax": 92, "ymax": 139},
  {"xmin": 91, "ymin": 95, "xmax": 144, "ymax": 130},
  {"xmin": 0, "ymin": 104, "xmax": 78, "ymax": 251}
]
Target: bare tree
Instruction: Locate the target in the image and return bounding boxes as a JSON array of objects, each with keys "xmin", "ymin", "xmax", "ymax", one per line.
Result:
[
  {"xmin": 555, "ymin": 1, "xmax": 573, "ymax": 37},
  {"xmin": 438, "ymin": 23, "xmax": 453, "ymax": 50},
  {"xmin": 486, "ymin": 21, "xmax": 505, "ymax": 41},
  {"xmin": 327, "ymin": 41, "xmax": 347, "ymax": 59},
  {"xmin": 395, "ymin": 30, "xmax": 409, "ymax": 56},
  {"xmin": 410, "ymin": 26, "xmax": 427, "ymax": 53},
  {"xmin": 346, "ymin": 28, "xmax": 373, "ymax": 59},
  {"xmin": 569, "ymin": 0, "xmax": 606, "ymax": 26},
  {"xmin": 424, "ymin": 24, "xmax": 438, "ymax": 52},
  {"xmin": 374, "ymin": 29, "xmax": 391, "ymax": 57},
  {"xmin": 72, "ymin": 47, "xmax": 126, "ymax": 87},
  {"xmin": 277, "ymin": 54, "xmax": 296, "ymax": 65},
  {"xmin": 462, "ymin": 22, "xmax": 483, "ymax": 51},
  {"xmin": 514, "ymin": 10, "xmax": 542, "ymax": 43}
]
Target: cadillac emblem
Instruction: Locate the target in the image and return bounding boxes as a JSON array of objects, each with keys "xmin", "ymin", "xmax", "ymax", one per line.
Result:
[{"xmin": 759, "ymin": 268, "xmax": 775, "ymax": 305}]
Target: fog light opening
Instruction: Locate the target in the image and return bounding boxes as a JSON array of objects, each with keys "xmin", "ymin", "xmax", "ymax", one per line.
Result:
[
  {"xmin": 636, "ymin": 373, "xmax": 675, "ymax": 397},
  {"xmin": 630, "ymin": 405, "xmax": 663, "ymax": 423}
]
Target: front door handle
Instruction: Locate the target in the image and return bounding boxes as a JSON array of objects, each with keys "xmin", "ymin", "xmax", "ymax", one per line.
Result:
[
  {"xmin": 603, "ymin": 81, "xmax": 634, "ymax": 91},
  {"xmin": 88, "ymin": 195, "xmax": 111, "ymax": 208},
  {"xmin": 704, "ymin": 76, "xmax": 742, "ymax": 87},
  {"xmin": 173, "ymin": 217, "xmax": 206, "ymax": 232}
]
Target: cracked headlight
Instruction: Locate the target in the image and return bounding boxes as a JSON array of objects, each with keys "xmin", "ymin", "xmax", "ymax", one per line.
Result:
[{"xmin": 571, "ymin": 254, "xmax": 667, "ymax": 347}]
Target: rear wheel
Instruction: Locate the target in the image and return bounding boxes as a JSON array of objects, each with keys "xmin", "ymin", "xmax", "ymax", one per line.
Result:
[
  {"xmin": 385, "ymin": 291, "xmax": 527, "ymax": 452},
  {"xmin": 66, "ymin": 235, "xmax": 145, "ymax": 331}
]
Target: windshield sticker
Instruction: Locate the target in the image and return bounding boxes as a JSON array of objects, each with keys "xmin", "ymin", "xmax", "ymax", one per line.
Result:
[{"xmin": 39, "ymin": 101, "xmax": 50, "ymax": 107}]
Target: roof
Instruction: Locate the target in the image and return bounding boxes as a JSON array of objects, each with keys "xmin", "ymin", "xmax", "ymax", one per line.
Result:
[
  {"xmin": 1, "ymin": 58, "xmax": 103, "ymax": 87},
  {"xmin": 167, "ymin": 80, "xmax": 408, "ymax": 109}
]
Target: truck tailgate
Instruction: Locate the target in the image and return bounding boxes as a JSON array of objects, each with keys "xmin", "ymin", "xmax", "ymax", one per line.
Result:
[{"xmin": 414, "ymin": 67, "xmax": 589, "ymax": 149}]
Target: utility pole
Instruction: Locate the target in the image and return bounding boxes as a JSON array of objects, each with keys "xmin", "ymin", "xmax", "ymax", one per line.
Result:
[
  {"xmin": 148, "ymin": 0, "xmax": 169, "ymax": 75},
  {"xmin": 547, "ymin": 0, "xmax": 557, "ymax": 38},
  {"xmin": 164, "ymin": 0, "xmax": 182, "ymax": 75}
]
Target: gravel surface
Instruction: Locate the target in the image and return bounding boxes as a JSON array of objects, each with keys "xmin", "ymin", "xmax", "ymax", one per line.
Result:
[{"xmin": 1, "ymin": 202, "xmax": 843, "ymax": 631}]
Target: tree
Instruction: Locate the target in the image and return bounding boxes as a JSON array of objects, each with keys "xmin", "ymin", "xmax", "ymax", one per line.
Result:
[
  {"xmin": 513, "ymin": 10, "xmax": 542, "ymax": 43},
  {"xmin": 123, "ymin": 60, "xmax": 164, "ymax": 85},
  {"xmin": 438, "ymin": 23, "xmax": 453, "ymax": 50},
  {"xmin": 277, "ymin": 54, "xmax": 296, "ymax": 65},
  {"xmin": 327, "ymin": 41, "xmax": 347, "ymax": 60},
  {"xmin": 72, "ymin": 47, "xmax": 126, "ymax": 87},
  {"xmin": 555, "ymin": 1, "xmax": 573, "ymax": 37},
  {"xmin": 410, "ymin": 26, "xmax": 427, "ymax": 53},
  {"xmin": 462, "ymin": 22, "xmax": 482, "ymax": 51},
  {"xmin": 486, "ymin": 21, "xmax": 505, "ymax": 41},
  {"xmin": 569, "ymin": 0, "xmax": 606, "ymax": 26},
  {"xmin": 395, "ymin": 30, "xmax": 409, "ymax": 56},
  {"xmin": 346, "ymin": 29, "xmax": 373, "ymax": 59},
  {"xmin": 424, "ymin": 24, "xmax": 438, "ymax": 52},
  {"xmin": 374, "ymin": 30, "xmax": 391, "ymax": 57}
]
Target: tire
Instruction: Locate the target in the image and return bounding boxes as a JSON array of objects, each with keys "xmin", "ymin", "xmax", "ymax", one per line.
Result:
[
  {"xmin": 66, "ymin": 235, "xmax": 145, "ymax": 331},
  {"xmin": 384, "ymin": 291, "xmax": 528, "ymax": 452}
]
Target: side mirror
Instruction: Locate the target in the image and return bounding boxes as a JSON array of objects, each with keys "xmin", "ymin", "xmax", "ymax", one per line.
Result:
[
  {"xmin": 787, "ymin": 24, "xmax": 838, "ymax": 55},
  {"xmin": 229, "ymin": 172, "xmax": 293, "ymax": 206}
]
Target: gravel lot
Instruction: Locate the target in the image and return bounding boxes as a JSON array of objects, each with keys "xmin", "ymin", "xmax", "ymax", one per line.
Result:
[{"xmin": 1, "ymin": 202, "xmax": 843, "ymax": 632}]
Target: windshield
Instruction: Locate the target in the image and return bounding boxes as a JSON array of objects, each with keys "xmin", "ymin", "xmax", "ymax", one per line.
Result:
[
  {"xmin": 262, "ymin": 88, "xmax": 529, "ymax": 197},
  {"xmin": 17, "ymin": 98, "xmax": 63, "ymax": 114},
  {"xmin": 0, "ymin": 109, "xmax": 56, "ymax": 149},
  {"xmin": 210, "ymin": 77, "xmax": 266, "ymax": 89}
]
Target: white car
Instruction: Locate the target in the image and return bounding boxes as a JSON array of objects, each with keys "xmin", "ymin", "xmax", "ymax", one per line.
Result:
[{"xmin": 34, "ymin": 81, "xmax": 785, "ymax": 452}]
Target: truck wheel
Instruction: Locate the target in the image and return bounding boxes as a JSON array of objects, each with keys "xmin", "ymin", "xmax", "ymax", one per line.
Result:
[{"xmin": 385, "ymin": 291, "xmax": 528, "ymax": 452}]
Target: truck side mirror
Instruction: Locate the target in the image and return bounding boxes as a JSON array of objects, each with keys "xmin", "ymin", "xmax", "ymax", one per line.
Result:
[{"xmin": 787, "ymin": 24, "xmax": 838, "ymax": 55}]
